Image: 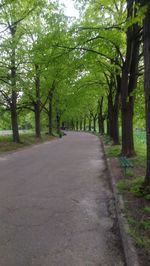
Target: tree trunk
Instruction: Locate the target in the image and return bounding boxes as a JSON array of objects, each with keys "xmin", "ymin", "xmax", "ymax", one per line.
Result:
[
  {"xmin": 70, "ymin": 120, "xmax": 75, "ymax": 130},
  {"xmin": 11, "ymin": 92, "xmax": 20, "ymax": 143},
  {"xmin": 98, "ymin": 97, "xmax": 104, "ymax": 135},
  {"xmin": 98, "ymin": 117, "xmax": 104, "ymax": 134},
  {"xmin": 106, "ymin": 116, "xmax": 110, "ymax": 136},
  {"xmin": 122, "ymin": 99, "xmax": 135, "ymax": 155},
  {"xmin": 10, "ymin": 26, "xmax": 20, "ymax": 143},
  {"xmin": 35, "ymin": 65, "xmax": 41, "ymax": 138},
  {"xmin": 93, "ymin": 117, "xmax": 97, "ymax": 132},
  {"xmin": 56, "ymin": 113, "xmax": 61, "ymax": 136},
  {"xmin": 143, "ymin": 2, "xmax": 150, "ymax": 186},
  {"xmin": 34, "ymin": 104, "xmax": 41, "ymax": 138},
  {"xmin": 80, "ymin": 120, "xmax": 82, "ymax": 131},
  {"xmin": 111, "ymin": 111, "xmax": 119, "ymax": 144},
  {"xmin": 48, "ymin": 92, "xmax": 53, "ymax": 135},
  {"xmin": 120, "ymin": 0, "xmax": 140, "ymax": 156},
  {"xmin": 107, "ymin": 93, "xmax": 113, "ymax": 138},
  {"xmin": 84, "ymin": 116, "xmax": 86, "ymax": 131},
  {"xmin": 110, "ymin": 92, "xmax": 120, "ymax": 145},
  {"xmin": 89, "ymin": 117, "xmax": 92, "ymax": 131},
  {"xmin": 76, "ymin": 121, "xmax": 79, "ymax": 131}
]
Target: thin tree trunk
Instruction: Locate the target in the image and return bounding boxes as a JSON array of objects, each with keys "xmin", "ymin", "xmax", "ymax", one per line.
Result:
[
  {"xmin": 76, "ymin": 121, "xmax": 79, "ymax": 131},
  {"xmin": 35, "ymin": 104, "xmax": 41, "ymax": 138},
  {"xmin": 107, "ymin": 116, "xmax": 110, "ymax": 136},
  {"xmin": 48, "ymin": 92, "xmax": 53, "ymax": 135},
  {"xmin": 89, "ymin": 117, "xmax": 92, "ymax": 131},
  {"xmin": 80, "ymin": 120, "xmax": 82, "ymax": 131},
  {"xmin": 11, "ymin": 93, "xmax": 20, "ymax": 143},
  {"xmin": 107, "ymin": 95, "xmax": 111, "ymax": 136},
  {"xmin": 110, "ymin": 91, "xmax": 120, "ymax": 144},
  {"xmin": 84, "ymin": 116, "xmax": 86, "ymax": 131},
  {"xmin": 56, "ymin": 113, "xmax": 61, "ymax": 136},
  {"xmin": 70, "ymin": 120, "xmax": 74, "ymax": 130},
  {"xmin": 98, "ymin": 97, "xmax": 104, "ymax": 135},
  {"xmin": 93, "ymin": 116, "xmax": 97, "ymax": 132},
  {"xmin": 10, "ymin": 26, "xmax": 20, "ymax": 143},
  {"xmin": 35, "ymin": 65, "xmax": 41, "ymax": 138},
  {"xmin": 111, "ymin": 111, "xmax": 119, "ymax": 144},
  {"xmin": 143, "ymin": 2, "xmax": 150, "ymax": 186}
]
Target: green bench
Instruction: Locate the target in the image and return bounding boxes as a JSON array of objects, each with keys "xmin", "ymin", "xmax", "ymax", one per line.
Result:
[{"xmin": 119, "ymin": 156, "xmax": 133, "ymax": 174}]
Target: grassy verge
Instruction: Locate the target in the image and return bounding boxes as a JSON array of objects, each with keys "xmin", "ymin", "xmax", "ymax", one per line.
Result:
[
  {"xmin": 0, "ymin": 134, "xmax": 56, "ymax": 153},
  {"xmin": 103, "ymin": 135, "xmax": 150, "ymax": 263}
]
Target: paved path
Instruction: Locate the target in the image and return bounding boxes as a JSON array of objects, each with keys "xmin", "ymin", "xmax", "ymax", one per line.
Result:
[{"xmin": 0, "ymin": 132, "xmax": 125, "ymax": 266}]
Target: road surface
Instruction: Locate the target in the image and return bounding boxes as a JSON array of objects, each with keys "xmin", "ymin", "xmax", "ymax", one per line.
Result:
[{"xmin": 0, "ymin": 132, "xmax": 125, "ymax": 266}]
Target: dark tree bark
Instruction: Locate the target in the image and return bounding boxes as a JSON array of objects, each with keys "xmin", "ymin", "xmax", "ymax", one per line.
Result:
[
  {"xmin": 106, "ymin": 74, "xmax": 120, "ymax": 144},
  {"xmin": 83, "ymin": 116, "xmax": 86, "ymax": 131},
  {"xmin": 43, "ymin": 81, "xmax": 55, "ymax": 135},
  {"xmin": 71, "ymin": 120, "xmax": 75, "ymax": 130},
  {"xmin": 93, "ymin": 114, "xmax": 97, "ymax": 132},
  {"xmin": 10, "ymin": 25, "xmax": 20, "ymax": 143},
  {"xmin": 34, "ymin": 65, "xmax": 41, "ymax": 138},
  {"xmin": 48, "ymin": 91, "xmax": 53, "ymax": 135},
  {"xmin": 80, "ymin": 119, "xmax": 83, "ymax": 131},
  {"xmin": 56, "ymin": 113, "xmax": 61, "ymax": 136},
  {"xmin": 143, "ymin": 2, "xmax": 150, "ymax": 186},
  {"xmin": 106, "ymin": 114, "xmax": 110, "ymax": 136},
  {"xmin": 120, "ymin": 0, "xmax": 141, "ymax": 156},
  {"xmin": 48, "ymin": 82, "xmax": 55, "ymax": 135},
  {"xmin": 110, "ymin": 87, "xmax": 120, "ymax": 144},
  {"xmin": 88, "ymin": 115, "xmax": 92, "ymax": 131},
  {"xmin": 98, "ymin": 97, "xmax": 105, "ymax": 135},
  {"xmin": 76, "ymin": 120, "xmax": 79, "ymax": 131}
]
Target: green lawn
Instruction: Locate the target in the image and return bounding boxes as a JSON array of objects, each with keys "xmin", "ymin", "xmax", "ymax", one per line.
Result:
[
  {"xmin": 104, "ymin": 132, "xmax": 150, "ymax": 259},
  {"xmin": 0, "ymin": 134, "xmax": 56, "ymax": 153}
]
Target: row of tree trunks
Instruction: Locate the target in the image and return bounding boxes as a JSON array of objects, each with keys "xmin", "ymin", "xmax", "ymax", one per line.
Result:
[{"xmin": 72, "ymin": 115, "xmax": 105, "ymax": 133}]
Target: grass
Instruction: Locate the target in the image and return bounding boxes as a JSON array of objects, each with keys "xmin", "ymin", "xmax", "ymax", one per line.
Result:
[
  {"xmin": 105, "ymin": 144, "xmax": 121, "ymax": 157},
  {"xmin": 104, "ymin": 134, "xmax": 146, "ymax": 167},
  {"xmin": 0, "ymin": 133, "xmax": 56, "ymax": 153},
  {"xmin": 103, "ymin": 133, "xmax": 150, "ymax": 260},
  {"xmin": 129, "ymin": 228, "xmax": 150, "ymax": 253},
  {"xmin": 117, "ymin": 176, "xmax": 144, "ymax": 195},
  {"xmin": 117, "ymin": 176, "xmax": 150, "ymax": 256}
]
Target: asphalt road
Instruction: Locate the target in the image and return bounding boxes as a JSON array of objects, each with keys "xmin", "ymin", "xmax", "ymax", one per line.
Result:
[{"xmin": 0, "ymin": 132, "xmax": 125, "ymax": 266}]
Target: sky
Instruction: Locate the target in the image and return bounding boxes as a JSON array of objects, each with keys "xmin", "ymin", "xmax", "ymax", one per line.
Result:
[{"xmin": 59, "ymin": 0, "xmax": 79, "ymax": 18}]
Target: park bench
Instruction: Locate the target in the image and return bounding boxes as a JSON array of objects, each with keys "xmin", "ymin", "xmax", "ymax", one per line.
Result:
[{"xmin": 119, "ymin": 156, "xmax": 133, "ymax": 174}]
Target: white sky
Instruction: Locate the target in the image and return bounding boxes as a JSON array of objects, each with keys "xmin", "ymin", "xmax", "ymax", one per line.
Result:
[{"xmin": 59, "ymin": 0, "xmax": 79, "ymax": 18}]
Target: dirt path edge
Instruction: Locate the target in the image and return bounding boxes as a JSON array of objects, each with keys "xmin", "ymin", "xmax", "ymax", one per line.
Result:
[{"xmin": 101, "ymin": 138, "xmax": 140, "ymax": 266}]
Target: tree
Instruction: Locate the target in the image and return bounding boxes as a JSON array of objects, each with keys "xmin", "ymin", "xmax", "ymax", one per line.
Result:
[
  {"xmin": 120, "ymin": 0, "xmax": 142, "ymax": 156},
  {"xmin": 0, "ymin": 0, "xmax": 42, "ymax": 142},
  {"xmin": 143, "ymin": 1, "xmax": 150, "ymax": 186}
]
